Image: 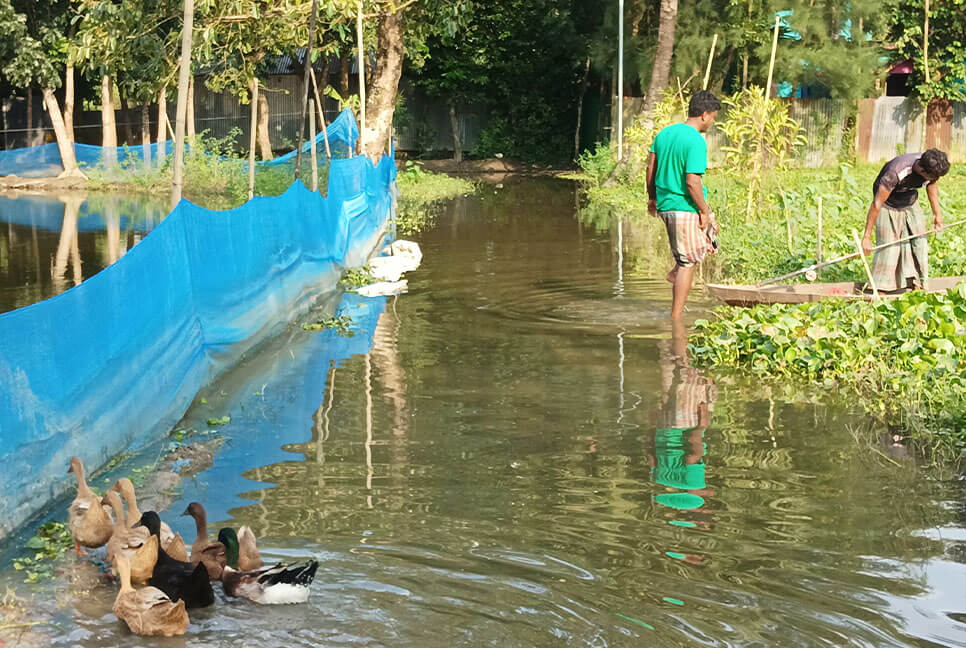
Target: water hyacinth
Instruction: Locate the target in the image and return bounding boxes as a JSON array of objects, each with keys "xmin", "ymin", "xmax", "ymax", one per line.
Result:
[{"xmin": 690, "ymin": 282, "xmax": 966, "ymax": 453}]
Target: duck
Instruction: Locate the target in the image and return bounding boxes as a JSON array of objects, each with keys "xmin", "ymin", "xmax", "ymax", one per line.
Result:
[
  {"xmin": 112, "ymin": 553, "xmax": 189, "ymax": 636},
  {"xmin": 236, "ymin": 525, "xmax": 263, "ymax": 572},
  {"xmin": 67, "ymin": 456, "xmax": 114, "ymax": 552},
  {"xmin": 103, "ymin": 491, "xmax": 158, "ymax": 584},
  {"xmin": 183, "ymin": 502, "xmax": 227, "ymax": 580},
  {"xmin": 218, "ymin": 528, "xmax": 318, "ymax": 605},
  {"xmin": 136, "ymin": 511, "xmax": 214, "ymax": 609},
  {"xmin": 109, "ymin": 478, "xmax": 189, "ymax": 561}
]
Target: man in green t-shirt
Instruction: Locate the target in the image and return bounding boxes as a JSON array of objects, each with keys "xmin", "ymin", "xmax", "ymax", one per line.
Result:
[{"xmin": 646, "ymin": 90, "xmax": 721, "ymax": 318}]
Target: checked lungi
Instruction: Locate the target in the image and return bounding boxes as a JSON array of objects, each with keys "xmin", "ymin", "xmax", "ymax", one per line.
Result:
[
  {"xmin": 659, "ymin": 211, "xmax": 717, "ymax": 268},
  {"xmin": 871, "ymin": 203, "xmax": 928, "ymax": 291}
]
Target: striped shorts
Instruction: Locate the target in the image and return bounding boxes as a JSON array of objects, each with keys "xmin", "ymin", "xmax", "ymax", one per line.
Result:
[{"xmin": 659, "ymin": 211, "xmax": 717, "ymax": 268}]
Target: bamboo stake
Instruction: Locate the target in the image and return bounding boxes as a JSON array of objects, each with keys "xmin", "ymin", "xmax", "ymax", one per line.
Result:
[
  {"xmin": 765, "ymin": 14, "xmax": 780, "ymax": 100},
  {"xmin": 816, "ymin": 196, "xmax": 823, "ymax": 277},
  {"xmin": 308, "ymin": 66, "xmax": 332, "ymax": 158},
  {"xmin": 702, "ymin": 34, "xmax": 718, "ymax": 91},
  {"xmin": 923, "ymin": 0, "xmax": 930, "ymax": 84},
  {"xmin": 309, "ymin": 99, "xmax": 318, "ymax": 192},
  {"xmin": 756, "ymin": 217, "xmax": 966, "ymax": 287},
  {"xmin": 617, "ymin": 0, "xmax": 624, "ymax": 162},
  {"xmin": 852, "ymin": 228, "xmax": 879, "ymax": 299},
  {"xmin": 295, "ymin": 0, "xmax": 319, "ymax": 178},
  {"xmin": 248, "ymin": 78, "xmax": 258, "ymax": 201},
  {"xmin": 170, "ymin": 0, "xmax": 194, "ymax": 209},
  {"xmin": 357, "ymin": 2, "xmax": 366, "ymax": 155}
]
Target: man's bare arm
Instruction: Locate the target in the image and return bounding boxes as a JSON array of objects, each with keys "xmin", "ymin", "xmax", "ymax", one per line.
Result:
[
  {"xmin": 861, "ymin": 185, "xmax": 893, "ymax": 255},
  {"xmin": 925, "ymin": 182, "xmax": 943, "ymax": 230},
  {"xmin": 646, "ymin": 153, "xmax": 657, "ymax": 216},
  {"xmin": 685, "ymin": 173, "xmax": 711, "ymax": 227}
]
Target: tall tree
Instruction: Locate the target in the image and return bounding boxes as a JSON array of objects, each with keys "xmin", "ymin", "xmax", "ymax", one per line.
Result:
[
  {"xmin": 0, "ymin": 0, "xmax": 83, "ymax": 176},
  {"xmin": 641, "ymin": 0, "xmax": 678, "ymax": 113}
]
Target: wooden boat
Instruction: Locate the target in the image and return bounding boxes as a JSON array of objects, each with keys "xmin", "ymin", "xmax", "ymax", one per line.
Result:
[{"xmin": 705, "ymin": 276, "xmax": 966, "ymax": 307}]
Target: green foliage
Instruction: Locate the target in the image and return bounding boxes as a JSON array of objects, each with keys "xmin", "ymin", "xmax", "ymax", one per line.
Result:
[
  {"xmin": 302, "ymin": 314, "xmax": 354, "ymax": 336},
  {"xmin": 470, "ymin": 118, "xmax": 515, "ymax": 159},
  {"xmin": 12, "ymin": 521, "xmax": 73, "ymax": 582},
  {"xmin": 339, "ymin": 266, "xmax": 375, "ymax": 290},
  {"xmin": 889, "ymin": 0, "xmax": 966, "ymax": 101},
  {"xmin": 718, "ymin": 87, "xmax": 807, "ymax": 220},
  {"xmin": 206, "ymin": 415, "xmax": 230, "ymax": 426},
  {"xmin": 690, "ymin": 283, "xmax": 966, "ymax": 454},
  {"xmin": 396, "ymin": 162, "xmax": 474, "ymax": 234},
  {"xmin": 576, "ymin": 143, "xmax": 617, "ymax": 188}
]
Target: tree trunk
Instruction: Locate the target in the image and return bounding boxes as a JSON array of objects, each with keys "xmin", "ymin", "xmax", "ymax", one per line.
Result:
[
  {"xmin": 171, "ymin": 0, "xmax": 194, "ymax": 209},
  {"xmin": 121, "ymin": 95, "xmax": 135, "ymax": 145},
  {"xmin": 141, "ymin": 104, "xmax": 152, "ymax": 165},
  {"xmin": 101, "ymin": 74, "xmax": 118, "ymax": 166},
  {"xmin": 157, "ymin": 87, "xmax": 167, "ymax": 167},
  {"xmin": 257, "ymin": 87, "xmax": 273, "ymax": 160},
  {"xmin": 43, "ymin": 88, "xmax": 84, "ymax": 178},
  {"xmin": 187, "ymin": 75, "xmax": 195, "ymax": 141},
  {"xmin": 339, "ymin": 43, "xmax": 352, "ymax": 98},
  {"xmin": 641, "ymin": 0, "xmax": 678, "ymax": 114},
  {"xmin": 64, "ymin": 62, "xmax": 75, "ymax": 143},
  {"xmin": 448, "ymin": 101, "xmax": 462, "ymax": 163},
  {"xmin": 362, "ymin": 9, "xmax": 404, "ymax": 160},
  {"xmin": 575, "ymin": 58, "xmax": 591, "ymax": 160},
  {"xmin": 26, "ymin": 89, "xmax": 33, "ymax": 145}
]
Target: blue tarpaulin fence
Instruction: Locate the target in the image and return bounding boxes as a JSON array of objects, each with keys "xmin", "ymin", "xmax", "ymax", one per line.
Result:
[
  {"xmin": 0, "ymin": 108, "xmax": 359, "ymax": 177},
  {"xmin": 0, "ymin": 111, "xmax": 394, "ymax": 539}
]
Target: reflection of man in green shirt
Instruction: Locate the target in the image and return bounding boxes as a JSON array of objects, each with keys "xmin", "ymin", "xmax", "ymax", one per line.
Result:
[
  {"xmin": 646, "ymin": 91, "xmax": 721, "ymax": 319},
  {"xmin": 650, "ymin": 319, "xmax": 715, "ymax": 511}
]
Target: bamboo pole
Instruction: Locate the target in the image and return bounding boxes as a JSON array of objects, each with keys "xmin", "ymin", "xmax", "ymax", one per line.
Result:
[
  {"xmin": 616, "ymin": 0, "xmax": 624, "ymax": 162},
  {"xmin": 852, "ymin": 228, "xmax": 879, "ymax": 299},
  {"xmin": 170, "ymin": 0, "xmax": 194, "ymax": 209},
  {"xmin": 923, "ymin": 0, "xmax": 930, "ymax": 83},
  {"xmin": 816, "ymin": 196, "xmax": 823, "ymax": 277},
  {"xmin": 308, "ymin": 66, "xmax": 332, "ymax": 158},
  {"xmin": 295, "ymin": 0, "xmax": 319, "ymax": 178},
  {"xmin": 765, "ymin": 14, "xmax": 780, "ymax": 100},
  {"xmin": 756, "ymin": 217, "xmax": 966, "ymax": 287},
  {"xmin": 248, "ymin": 78, "xmax": 258, "ymax": 201},
  {"xmin": 702, "ymin": 33, "xmax": 718, "ymax": 91},
  {"xmin": 309, "ymin": 99, "xmax": 318, "ymax": 192},
  {"xmin": 357, "ymin": 3, "xmax": 366, "ymax": 155}
]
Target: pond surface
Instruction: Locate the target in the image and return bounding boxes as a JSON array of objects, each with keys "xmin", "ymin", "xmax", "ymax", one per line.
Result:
[
  {"xmin": 1, "ymin": 179, "xmax": 964, "ymax": 647},
  {"xmin": 0, "ymin": 192, "xmax": 168, "ymax": 314}
]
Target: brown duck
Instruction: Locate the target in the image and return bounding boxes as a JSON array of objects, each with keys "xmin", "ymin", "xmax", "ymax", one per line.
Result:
[
  {"xmin": 183, "ymin": 502, "xmax": 226, "ymax": 580},
  {"xmin": 109, "ymin": 478, "xmax": 189, "ymax": 561},
  {"xmin": 67, "ymin": 457, "xmax": 114, "ymax": 553}
]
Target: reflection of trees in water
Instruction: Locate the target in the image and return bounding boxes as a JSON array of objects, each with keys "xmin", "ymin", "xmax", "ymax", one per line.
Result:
[{"xmin": 52, "ymin": 195, "xmax": 84, "ymax": 294}]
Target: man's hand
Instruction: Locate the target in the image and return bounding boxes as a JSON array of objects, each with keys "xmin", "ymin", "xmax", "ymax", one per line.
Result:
[
  {"xmin": 933, "ymin": 214, "xmax": 944, "ymax": 231},
  {"xmin": 861, "ymin": 234, "xmax": 874, "ymax": 256},
  {"xmin": 647, "ymin": 198, "xmax": 657, "ymax": 217},
  {"xmin": 698, "ymin": 210, "xmax": 711, "ymax": 229}
]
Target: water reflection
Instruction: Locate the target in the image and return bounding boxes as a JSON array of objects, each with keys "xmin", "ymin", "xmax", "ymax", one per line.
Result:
[
  {"xmin": 0, "ymin": 192, "xmax": 167, "ymax": 313},
  {"xmin": 2, "ymin": 179, "xmax": 965, "ymax": 647}
]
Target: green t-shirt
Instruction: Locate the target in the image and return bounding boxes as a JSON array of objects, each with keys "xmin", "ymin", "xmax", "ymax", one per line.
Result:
[{"xmin": 649, "ymin": 122, "xmax": 708, "ymax": 213}]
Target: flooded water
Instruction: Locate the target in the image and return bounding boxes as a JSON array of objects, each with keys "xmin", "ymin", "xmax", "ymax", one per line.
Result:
[
  {"xmin": 2, "ymin": 179, "xmax": 965, "ymax": 647},
  {"xmin": 0, "ymin": 192, "xmax": 168, "ymax": 313}
]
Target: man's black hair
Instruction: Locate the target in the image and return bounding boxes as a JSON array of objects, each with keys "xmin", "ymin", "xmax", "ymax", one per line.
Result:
[
  {"xmin": 688, "ymin": 90, "xmax": 721, "ymax": 118},
  {"xmin": 919, "ymin": 148, "xmax": 950, "ymax": 178}
]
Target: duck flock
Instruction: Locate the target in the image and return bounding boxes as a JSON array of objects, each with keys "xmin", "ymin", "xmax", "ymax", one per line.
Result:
[{"xmin": 67, "ymin": 456, "xmax": 319, "ymax": 637}]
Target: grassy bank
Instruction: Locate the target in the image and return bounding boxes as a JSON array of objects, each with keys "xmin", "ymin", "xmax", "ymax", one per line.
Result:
[
  {"xmin": 575, "ymin": 151, "xmax": 966, "ymax": 456},
  {"xmin": 394, "ymin": 161, "xmax": 475, "ymax": 235},
  {"xmin": 83, "ymin": 137, "xmax": 475, "ymax": 223}
]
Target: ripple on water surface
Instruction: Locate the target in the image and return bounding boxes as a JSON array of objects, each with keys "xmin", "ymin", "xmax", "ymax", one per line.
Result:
[{"xmin": 2, "ymin": 179, "xmax": 965, "ymax": 647}]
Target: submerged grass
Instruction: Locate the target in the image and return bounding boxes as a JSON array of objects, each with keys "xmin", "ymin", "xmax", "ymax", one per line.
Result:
[{"xmin": 395, "ymin": 161, "xmax": 475, "ymax": 235}]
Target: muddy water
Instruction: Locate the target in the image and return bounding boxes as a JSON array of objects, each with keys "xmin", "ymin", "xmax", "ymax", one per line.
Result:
[
  {"xmin": 1, "ymin": 179, "xmax": 965, "ymax": 647},
  {"xmin": 0, "ymin": 192, "xmax": 167, "ymax": 313}
]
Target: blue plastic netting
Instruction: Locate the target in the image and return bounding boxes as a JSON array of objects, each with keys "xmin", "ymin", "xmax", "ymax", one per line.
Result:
[
  {"xmin": 0, "ymin": 118, "xmax": 395, "ymax": 538},
  {"xmin": 0, "ymin": 109, "xmax": 359, "ymax": 176}
]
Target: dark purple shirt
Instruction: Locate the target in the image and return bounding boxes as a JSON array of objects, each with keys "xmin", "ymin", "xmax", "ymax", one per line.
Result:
[{"xmin": 873, "ymin": 153, "xmax": 929, "ymax": 209}]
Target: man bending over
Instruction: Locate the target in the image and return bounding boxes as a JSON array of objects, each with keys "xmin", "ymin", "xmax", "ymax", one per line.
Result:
[
  {"xmin": 647, "ymin": 90, "xmax": 721, "ymax": 319},
  {"xmin": 861, "ymin": 148, "xmax": 949, "ymax": 292}
]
